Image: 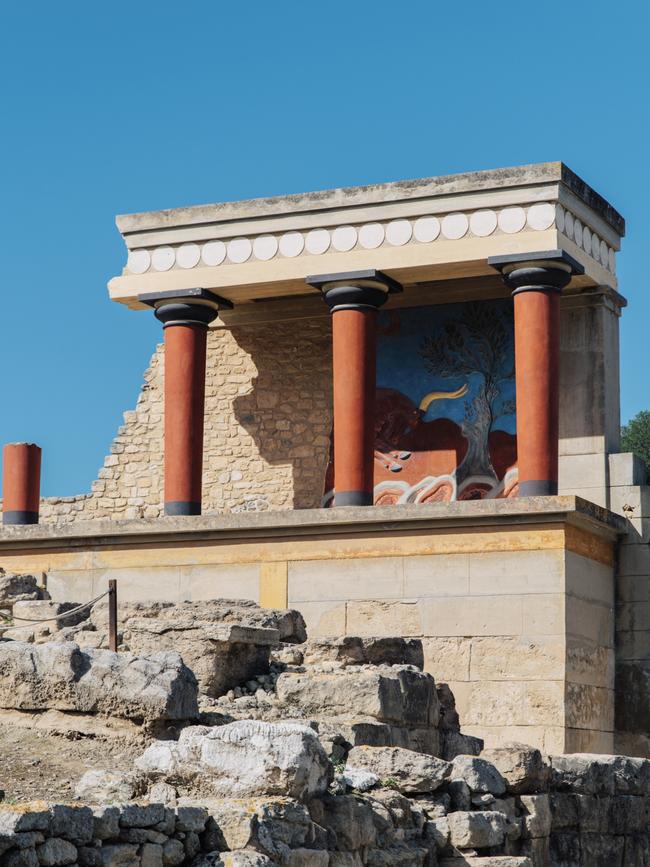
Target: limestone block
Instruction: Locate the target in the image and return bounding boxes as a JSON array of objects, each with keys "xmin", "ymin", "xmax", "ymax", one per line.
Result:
[
  {"xmin": 479, "ymin": 744, "xmax": 549, "ymax": 794},
  {"xmin": 565, "ymin": 684, "xmax": 614, "ymax": 731},
  {"xmin": 293, "ymin": 601, "xmax": 346, "ymax": 637},
  {"xmin": 518, "ymin": 794, "xmax": 551, "ymax": 838},
  {"xmin": 402, "ymin": 553, "xmax": 470, "ymax": 597},
  {"xmin": 49, "ymin": 805, "xmax": 94, "ymax": 844},
  {"xmin": 459, "ymin": 681, "xmax": 564, "ymax": 728},
  {"xmin": 135, "ymin": 720, "xmax": 332, "ymax": 800},
  {"xmin": 565, "ymin": 552, "xmax": 614, "ymax": 606},
  {"xmin": 446, "ymin": 810, "xmax": 507, "ymax": 849},
  {"xmin": 439, "ymin": 859, "xmax": 532, "ymax": 867},
  {"xmin": 440, "ymin": 732, "xmax": 483, "ymax": 761},
  {"xmin": 346, "ymin": 746, "xmax": 450, "ymax": 793},
  {"xmin": 275, "ymin": 666, "xmax": 439, "ymax": 728},
  {"xmin": 420, "ymin": 595, "xmax": 523, "ymax": 638},
  {"xmin": 422, "ymin": 637, "xmax": 471, "ymax": 682},
  {"xmin": 36, "ymin": 838, "xmax": 78, "ymax": 866},
  {"xmin": 302, "ymin": 637, "xmax": 424, "ymax": 669},
  {"xmin": 345, "ymin": 600, "xmax": 422, "ymax": 638},
  {"xmin": 0, "ymin": 806, "xmax": 51, "ymax": 835},
  {"xmin": 468, "ymin": 550, "xmax": 563, "ymax": 597},
  {"xmin": 0, "ymin": 642, "xmax": 198, "ymax": 724},
  {"xmin": 550, "ymin": 753, "xmax": 650, "ymax": 795},
  {"xmin": 288, "ymin": 557, "xmax": 404, "ymax": 603},
  {"xmin": 609, "ymin": 452, "xmax": 647, "ymax": 487},
  {"xmin": 450, "ymin": 756, "xmax": 506, "ymax": 796},
  {"xmin": 566, "ymin": 640, "xmax": 614, "ymax": 688},
  {"xmin": 521, "ymin": 594, "xmax": 564, "ymax": 637},
  {"xmin": 218, "ymin": 853, "xmax": 274, "ymax": 867},
  {"xmin": 340, "ymin": 767, "xmax": 379, "ymax": 791},
  {"xmin": 566, "ymin": 597, "xmax": 613, "ymax": 647},
  {"xmin": 76, "ymin": 770, "xmax": 139, "ymax": 804}
]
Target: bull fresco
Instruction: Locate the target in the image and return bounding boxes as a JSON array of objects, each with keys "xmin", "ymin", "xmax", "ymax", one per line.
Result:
[{"xmin": 324, "ymin": 298, "xmax": 518, "ymax": 505}]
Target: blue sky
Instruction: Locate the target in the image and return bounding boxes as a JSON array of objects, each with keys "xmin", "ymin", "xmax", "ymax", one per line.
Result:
[{"xmin": 0, "ymin": 1, "xmax": 647, "ymax": 496}]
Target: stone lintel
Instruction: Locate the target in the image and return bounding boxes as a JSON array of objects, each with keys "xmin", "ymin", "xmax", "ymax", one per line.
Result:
[
  {"xmin": 108, "ymin": 162, "xmax": 625, "ymax": 314},
  {"xmin": 0, "ymin": 497, "xmax": 627, "ymax": 552}
]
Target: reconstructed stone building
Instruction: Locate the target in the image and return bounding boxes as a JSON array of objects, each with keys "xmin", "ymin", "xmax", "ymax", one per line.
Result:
[{"xmin": 2, "ymin": 162, "xmax": 648, "ymax": 759}]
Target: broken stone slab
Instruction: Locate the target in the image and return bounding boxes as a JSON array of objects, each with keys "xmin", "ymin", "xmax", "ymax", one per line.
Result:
[
  {"xmin": 335, "ymin": 719, "xmax": 440, "ymax": 757},
  {"xmin": 480, "ymin": 744, "xmax": 550, "ymax": 794},
  {"xmin": 87, "ymin": 599, "xmax": 308, "ymax": 697},
  {"xmin": 450, "ymin": 756, "xmax": 507, "ymax": 796},
  {"xmin": 136, "ymin": 720, "xmax": 332, "ymax": 801},
  {"xmin": 345, "ymin": 746, "xmax": 450, "ymax": 793},
  {"xmin": 275, "ymin": 666, "xmax": 439, "ymax": 729},
  {"xmin": 340, "ymin": 768, "xmax": 379, "ymax": 792},
  {"xmin": 125, "ymin": 619, "xmax": 279, "ymax": 698},
  {"xmin": 0, "ymin": 641, "xmax": 198, "ymax": 725},
  {"xmin": 91, "ymin": 599, "xmax": 306, "ymax": 643},
  {"xmin": 517, "ymin": 794, "xmax": 551, "ymax": 839},
  {"xmin": 302, "ymin": 637, "xmax": 424, "ymax": 669}
]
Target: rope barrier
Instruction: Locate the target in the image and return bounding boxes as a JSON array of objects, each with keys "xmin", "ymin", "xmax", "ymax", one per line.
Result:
[{"xmin": 0, "ymin": 590, "xmax": 111, "ymax": 629}]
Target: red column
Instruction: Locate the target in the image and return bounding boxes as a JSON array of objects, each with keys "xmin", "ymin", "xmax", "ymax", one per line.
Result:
[
  {"xmin": 3, "ymin": 443, "xmax": 41, "ymax": 525},
  {"xmin": 332, "ymin": 308, "xmax": 378, "ymax": 506},
  {"xmin": 139, "ymin": 289, "xmax": 226, "ymax": 516},
  {"xmin": 513, "ymin": 289, "xmax": 561, "ymax": 496},
  {"xmin": 164, "ymin": 324, "xmax": 208, "ymax": 515},
  {"xmin": 489, "ymin": 253, "xmax": 581, "ymax": 497},
  {"xmin": 307, "ymin": 270, "xmax": 402, "ymax": 507}
]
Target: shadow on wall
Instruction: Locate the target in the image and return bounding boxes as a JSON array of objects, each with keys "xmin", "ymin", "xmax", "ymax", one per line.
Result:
[{"xmin": 228, "ymin": 317, "xmax": 333, "ymax": 510}]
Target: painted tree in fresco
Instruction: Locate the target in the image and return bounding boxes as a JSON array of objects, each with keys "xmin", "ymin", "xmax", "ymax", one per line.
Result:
[{"xmin": 419, "ymin": 302, "xmax": 514, "ymax": 484}]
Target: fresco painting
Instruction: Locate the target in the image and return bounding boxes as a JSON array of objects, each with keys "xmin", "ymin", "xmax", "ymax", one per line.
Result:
[{"xmin": 323, "ymin": 298, "xmax": 518, "ymax": 505}]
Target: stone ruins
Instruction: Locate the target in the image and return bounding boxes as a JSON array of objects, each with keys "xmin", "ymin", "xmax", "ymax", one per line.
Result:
[{"xmin": 0, "ymin": 572, "xmax": 649, "ymax": 866}]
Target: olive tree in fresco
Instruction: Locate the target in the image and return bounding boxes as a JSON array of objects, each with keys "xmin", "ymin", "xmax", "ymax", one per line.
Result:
[{"xmin": 420, "ymin": 302, "xmax": 515, "ymax": 485}]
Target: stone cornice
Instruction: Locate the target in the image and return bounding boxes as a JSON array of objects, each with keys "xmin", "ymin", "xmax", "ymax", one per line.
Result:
[
  {"xmin": 108, "ymin": 162, "xmax": 625, "ymax": 311},
  {"xmin": 0, "ymin": 497, "xmax": 627, "ymax": 551}
]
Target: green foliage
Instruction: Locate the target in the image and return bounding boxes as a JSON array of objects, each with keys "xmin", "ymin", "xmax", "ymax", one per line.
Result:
[
  {"xmin": 381, "ymin": 777, "xmax": 400, "ymax": 790},
  {"xmin": 621, "ymin": 411, "xmax": 650, "ymax": 473}
]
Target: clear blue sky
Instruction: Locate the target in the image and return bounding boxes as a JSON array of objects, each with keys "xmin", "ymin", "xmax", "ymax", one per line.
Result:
[{"xmin": 0, "ymin": 1, "xmax": 647, "ymax": 496}]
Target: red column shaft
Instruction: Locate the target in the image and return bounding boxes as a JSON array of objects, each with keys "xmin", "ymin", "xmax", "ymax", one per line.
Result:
[
  {"xmin": 514, "ymin": 289, "xmax": 560, "ymax": 495},
  {"xmin": 332, "ymin": 308, "xmax": 377, "ymax": 506},
  {"xmin": 3, "ymin": 443, "xmax": 41, "ymax": 524},
  {"xmin": 164, "ymin": 324, "xmax": 208, "ymax": 514}
]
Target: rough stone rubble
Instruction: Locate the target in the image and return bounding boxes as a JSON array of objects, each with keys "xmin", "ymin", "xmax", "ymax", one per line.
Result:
[{"xmin": 0, "ymin": 581, "xmax": 649, "ymax": 865}]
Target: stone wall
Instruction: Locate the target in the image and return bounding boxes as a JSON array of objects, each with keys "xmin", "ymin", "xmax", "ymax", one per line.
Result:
[{"xmin": 32, "ymin": 318, "xmax": 333, "ymax": 523}]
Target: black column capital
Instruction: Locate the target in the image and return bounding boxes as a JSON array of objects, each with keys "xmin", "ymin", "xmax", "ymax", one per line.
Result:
[
  {"xmin": 306, "ymin": 269, "xmax": 402, "ymax": 313},
  {"xmin": 488, "ymin": 249, "xmax": 584, "ymax": 296},
  {"xmin": 138, "ymin": 288, "xmax": 233, "ymax": 328}
]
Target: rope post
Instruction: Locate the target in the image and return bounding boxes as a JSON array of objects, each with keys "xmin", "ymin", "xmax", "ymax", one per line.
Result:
[{"xmin": 108, "ymin": 580, "xmax": 118, "ymax": 653}]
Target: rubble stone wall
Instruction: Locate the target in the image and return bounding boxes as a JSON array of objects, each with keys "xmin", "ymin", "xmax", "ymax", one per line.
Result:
[{"xmin": 24, "ymin": 317, "xmax": 333, "ymax": 523}]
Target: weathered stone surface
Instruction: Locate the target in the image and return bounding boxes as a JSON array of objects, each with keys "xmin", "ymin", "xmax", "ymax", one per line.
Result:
[
  {"xmin": 162, "ymin": 839, "xmax": 185, "ymax": 866},
  {"xmin": 49, "ymin": 805, "xmax": 93, "ymax": 844},
  {"xmin": 91, "ymin": 806, "xmax": 121, "ymax": 840},
  {"xmin": 518, "ymin": 794, "xmax": 551, "ymax": 838},
  {"xmin": 0, "ymin": 641, "xmax": 198, "ymax": 724},
  {"xmin": 440, "ymin": 858, "xmax": 532, "ymax": 867},
  {"xmin": 275, "ymin": 666, "xmax": 439, "ymax": 728},
  {"xmin": 0, "ymin": 805, "xmax": 51, "ymax": 834},
  {"xmin": 302, "ymin": 637, "xmax": 424, "ymax": 669},
  {"xmin": 450, "ymin": 756, "xmax": 507, "ymax": 796},
  {"xmin": 0, "ymin": 573, "xmax": 43, "ymax": 606},
  {"xmin": 549, "ymin": 753, "xmax": 650, "ymax": 795},
  {"xmin": 75, "ymin": 771, "xmax": 139, "ymax": 803},
  {"xmin": 36, "ymin": 837, "xmax": 78, "ymax": 866},
  {"xmin": 97, "ymin": 843, "xmax": 139, "ymax": 867},
  {"xmin": 441, "ymin": 731, "xmax": 483, "ymax": 761},
  {"xmin": 340, "ymin": 768, "xmax": 379, "ymax": 792},
  {"xmin": 480, "ymin": 744, "xmax": 550, "ymax": 794},
  {"xmin": 136, "ymin": 720, "xmax": 332, "ymax": 800},
  {"xmin": 447, "ymin": 810, "xmax": 507, "ymax": 849},
  {"xmin": 346, "ymin": 746, "xmax": 450, "ymax": 793}
]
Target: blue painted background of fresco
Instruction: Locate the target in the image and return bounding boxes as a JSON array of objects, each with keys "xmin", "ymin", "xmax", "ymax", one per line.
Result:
[{"xmin": 376, "ymin": 299, "xmax": 516, "ymax": 435}]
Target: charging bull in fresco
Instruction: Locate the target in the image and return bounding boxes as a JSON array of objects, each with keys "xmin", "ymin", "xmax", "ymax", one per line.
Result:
[{"xmin": 372, "ymin": 385, "xmax": 517, "ymax": 504}]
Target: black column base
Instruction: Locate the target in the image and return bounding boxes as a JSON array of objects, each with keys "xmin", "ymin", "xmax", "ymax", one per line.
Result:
[
  {"xmin": 3, "ymin": 510, "xmax": 39, "ymax": 525},
  {"xmin": 164, "ymin": 501, "xmax": 201, "ymax": 516},
  {"xmin": 334, "ymin": 491, "xmax": 373, "ymax": 507},
  {"xmin": 518, "ymin": 480, "xmax": 558, "ymax": 497}
]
